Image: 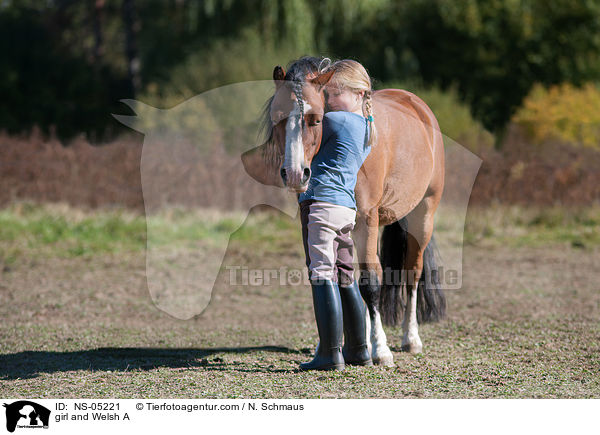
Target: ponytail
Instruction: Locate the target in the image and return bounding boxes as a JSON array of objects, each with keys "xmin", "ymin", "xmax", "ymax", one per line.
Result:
[{"xmin": 363, "ymin": 90, "xmax": 377, "ymax": 148}]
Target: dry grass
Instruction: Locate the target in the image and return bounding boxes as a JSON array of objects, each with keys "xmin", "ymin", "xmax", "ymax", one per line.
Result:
[{"xmin": 1, "ymin": 129, "xmax": 599, "ymax": 214}]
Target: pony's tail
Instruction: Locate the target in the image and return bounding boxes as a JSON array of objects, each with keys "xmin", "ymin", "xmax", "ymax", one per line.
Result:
[{"xmin": 379, "ymin": 218, "xmax": 446, "ymax": 326}]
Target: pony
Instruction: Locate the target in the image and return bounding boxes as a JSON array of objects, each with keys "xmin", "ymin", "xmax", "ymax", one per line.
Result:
[{"xmin": 242, "ymin": 56, "xmax": 446, "ymax": 365}]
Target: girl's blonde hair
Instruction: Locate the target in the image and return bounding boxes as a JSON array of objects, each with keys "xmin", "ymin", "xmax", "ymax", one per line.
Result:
[{"xmin": 326, "ymin": 59, "xmax": 377, "ymax": 147}]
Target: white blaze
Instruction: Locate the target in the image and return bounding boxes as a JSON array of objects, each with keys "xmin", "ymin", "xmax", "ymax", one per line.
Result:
[{"xmin": 283, "ymin": 101, "xmax": 311, "ymax": 186}]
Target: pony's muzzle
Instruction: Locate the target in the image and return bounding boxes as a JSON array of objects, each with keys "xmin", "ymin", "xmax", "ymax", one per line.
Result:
[{"xmin": 280, "ymin": 166, "xmax": 311, "ymax": 190}]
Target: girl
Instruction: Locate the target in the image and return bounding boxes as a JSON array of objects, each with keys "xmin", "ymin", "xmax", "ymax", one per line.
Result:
[{"xmin": 299, "ymin": 59, "xmax": 377, "ymax": 371}]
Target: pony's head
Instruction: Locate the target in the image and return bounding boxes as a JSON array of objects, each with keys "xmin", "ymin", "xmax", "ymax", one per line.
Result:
[{"xmin": 261, "ymin": 57, "xmax": 334, "ymax": 192}]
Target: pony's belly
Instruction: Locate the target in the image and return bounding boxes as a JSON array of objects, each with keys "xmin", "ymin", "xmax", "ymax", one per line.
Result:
[
  {"xmin": 376, "ymin": 179, "xmax": 430, "ymax": 225},
  {"xmin": 355, "ymin": 174, "xmax": 429, "ymax": 225}
]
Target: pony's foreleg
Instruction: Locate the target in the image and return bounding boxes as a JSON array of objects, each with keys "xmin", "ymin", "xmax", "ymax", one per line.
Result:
[
  {"xmin": 354, "ymin": 215, "xmax": 394, "ymax": 366},
  {"xmin": 402, "ymin": 200, "xmax": 435, "ymax": 354}
]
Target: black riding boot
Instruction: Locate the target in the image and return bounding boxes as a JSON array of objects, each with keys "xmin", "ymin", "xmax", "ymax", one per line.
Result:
[
  {"xmin": 339, "ymin": 280, "xmax": 373, "ymax": 366},
  {"xmin": 300, "ymin": 280, "xmax": 345, "ymax": 371}
]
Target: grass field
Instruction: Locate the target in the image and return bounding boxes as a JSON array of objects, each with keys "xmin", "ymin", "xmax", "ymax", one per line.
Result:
[{"xmin": 1, "ymin": 202, "xmax": 599, "ymax": 398}]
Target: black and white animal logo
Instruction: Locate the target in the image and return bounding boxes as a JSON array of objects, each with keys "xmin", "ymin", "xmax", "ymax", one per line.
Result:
[{"xmin": 3, "ymin": 401, "xmax": 50, "ymax": 433}]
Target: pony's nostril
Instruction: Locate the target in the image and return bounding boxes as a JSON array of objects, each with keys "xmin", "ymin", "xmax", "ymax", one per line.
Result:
[
  {"xmin": 280, "ymin": 168, "xmax": 287, "ymax": 184},
  {"xmin": 302, "ymin": 167, "xmax": 311, "ymax": 184}
]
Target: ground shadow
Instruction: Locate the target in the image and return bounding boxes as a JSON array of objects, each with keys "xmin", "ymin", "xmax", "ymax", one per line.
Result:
[{"xmin": 0, "ymin": 346, "xmax": 305, "ymax": 380}]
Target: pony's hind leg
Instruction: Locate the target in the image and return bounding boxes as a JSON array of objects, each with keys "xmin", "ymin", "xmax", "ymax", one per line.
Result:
[
  {"xmin": 401, "ymin": 199, "xmax": 436, "ymax": 354},
  {"xmin": 354, "ymin": 215, "xmax": 394, "ymax": 367}
]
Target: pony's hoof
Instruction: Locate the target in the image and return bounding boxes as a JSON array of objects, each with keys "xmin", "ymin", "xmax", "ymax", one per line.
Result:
[
  {"xmin": 372, "ymin": 353, "xmax": 394, "ymax": 367},
  {"xmin": 402, "ymin": 333, "xmax": 423, "ymax": 354},
  {"xmin": 401, "ymin": 342, "xmax": 423, "ymax": 354}
]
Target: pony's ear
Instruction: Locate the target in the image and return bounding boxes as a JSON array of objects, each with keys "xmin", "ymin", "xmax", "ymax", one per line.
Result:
[
  {"xmin": 273, "ymin": 66, "xmax": 286, "ymax": 89},
  {"xmin": 311, "ymin": 70, "xmax": 335, "ymax": 88}
]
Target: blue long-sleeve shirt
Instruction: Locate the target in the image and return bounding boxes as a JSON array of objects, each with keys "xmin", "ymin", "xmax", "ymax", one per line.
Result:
[{"xmin": 298, "ymin": 111, "xmax": 371, "ymax": 210}]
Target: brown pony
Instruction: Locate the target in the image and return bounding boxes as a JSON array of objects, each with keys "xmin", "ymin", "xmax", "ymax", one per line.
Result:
[{"xmin": 242, "ymin": 57, "xmax": 446, "ymax": 365}]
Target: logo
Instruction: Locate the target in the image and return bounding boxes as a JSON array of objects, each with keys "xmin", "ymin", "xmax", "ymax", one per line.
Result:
[{"xmin": 3, "ymin": 401, "xmax": 50, "ymax": 433}]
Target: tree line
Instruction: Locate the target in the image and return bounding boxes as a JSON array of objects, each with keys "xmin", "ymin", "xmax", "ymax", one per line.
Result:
[{"xmin": 2, "ymin": 0, "xmax": 599, "ymax": 143}]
